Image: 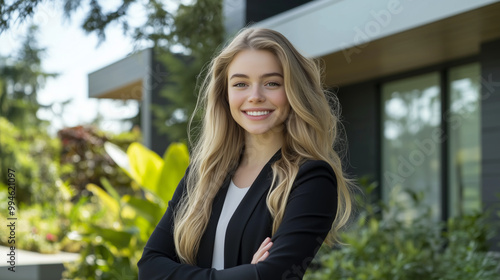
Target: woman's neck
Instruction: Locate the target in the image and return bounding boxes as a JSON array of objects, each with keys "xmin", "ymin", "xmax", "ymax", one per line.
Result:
[
  {"xmin": 240, "ymin": 133, "xmax": 283, "ymax": 168},
  {"xmin": 231, "ymin": 133, "xmax": 283, "ymax": 188}
]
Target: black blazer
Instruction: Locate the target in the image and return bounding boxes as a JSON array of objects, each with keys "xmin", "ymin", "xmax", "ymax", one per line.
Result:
[{"xmin": 138, "ymin": 152, "xmax": 338, "ymax": 280}]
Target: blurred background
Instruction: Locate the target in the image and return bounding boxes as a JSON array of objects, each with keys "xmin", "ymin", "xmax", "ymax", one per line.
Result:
[{"xmin": 0, "ymin": 0, "xmax": 499, "ymax": 279}]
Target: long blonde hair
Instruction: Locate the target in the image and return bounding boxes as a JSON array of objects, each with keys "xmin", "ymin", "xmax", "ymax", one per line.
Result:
[{"xmin": 173, "ymin": 27, "xmax": 355, "ymax": 265}]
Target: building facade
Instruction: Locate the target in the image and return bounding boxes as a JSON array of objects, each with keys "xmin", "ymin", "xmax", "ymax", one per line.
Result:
[
  {"xmin": 223, "ymin": 0, "xmax": 500, "ymax": 248},
  {"xmin": 88, "ymin": 48, "xmax": 173, "ymax": 156},
  {"xmin": 88, "ymin": 0, "xmax": 500, "ymax": 249}
]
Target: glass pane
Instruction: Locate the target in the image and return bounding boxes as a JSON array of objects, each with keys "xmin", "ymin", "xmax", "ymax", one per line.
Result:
[
  {"xmin": 382, "ymin": 73, "xmax": 441, "ymax": 221},
  {"xmin": 448, "ymin": 63, "xmax": 481, "ymax": 216}
]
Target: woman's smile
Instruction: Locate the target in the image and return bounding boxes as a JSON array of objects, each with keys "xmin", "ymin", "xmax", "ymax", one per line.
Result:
[{"xmin": 245, "ymin": 110, "xmax": 272, "ymax": 116}]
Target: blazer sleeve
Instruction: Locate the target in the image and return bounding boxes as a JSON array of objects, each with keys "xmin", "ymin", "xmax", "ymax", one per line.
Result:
[
  {"xmin": 253, "ymin": 160, "xmax": 338, "ymax": 280},
  {"xmin": 138, "ymin": 160, "xmax": 338, "ymax": 280},
  {"xmin": 137, "ymin": 171, "xmax": 260, "ymax": 280}
]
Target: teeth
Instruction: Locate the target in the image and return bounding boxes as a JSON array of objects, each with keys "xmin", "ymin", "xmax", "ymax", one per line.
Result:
[{"xmin": 246, "ymin": 111, "xmax": 270, "ymax": 116}]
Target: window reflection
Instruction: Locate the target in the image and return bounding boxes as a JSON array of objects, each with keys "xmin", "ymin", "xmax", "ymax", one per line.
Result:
[
  {"xmin": 382, "ymin": 73, "xmax": 441, "ymax": 221},
  {"xmin": 448, "ymin": 63, "xmax": 481, "ymax": 216},
  {"xmin": 381, "ymin": 63, "xmax": 482, "ymax": 221}
]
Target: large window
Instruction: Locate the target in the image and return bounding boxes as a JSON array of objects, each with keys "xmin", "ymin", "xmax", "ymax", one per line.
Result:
[
  {"xmin": 382, "ymin": 73, "xmax": 442, "ymax": 220},
  {"xmin": 448, "ymin": 63, "xmax": 481, "ymax": 216},
  {"xmin": 381, "ymin": 63, "xmax": 481, "ymax": 221}
]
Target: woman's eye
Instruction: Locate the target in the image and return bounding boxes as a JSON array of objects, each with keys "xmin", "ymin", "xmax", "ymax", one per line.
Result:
[
  {"xmin": 233, "ymin": 82, "xmax": 246, "ymax": 87},
  {"xmin": 266, "ymin": 82, "xmax": 281, "ymax": 87}
]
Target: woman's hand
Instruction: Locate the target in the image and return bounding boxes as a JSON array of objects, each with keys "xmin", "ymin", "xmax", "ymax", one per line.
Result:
[{"xmin": 251, "ymin": 237, "xmax": 273, "ymax": 264}]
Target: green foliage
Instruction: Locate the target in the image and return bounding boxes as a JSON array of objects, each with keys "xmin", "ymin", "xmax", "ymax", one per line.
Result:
[
  {"xmin": 0, "ymin": 119, "xmax": 142, "ymax": 254},
  {"xmin": 0, "ymin": 177, "xmax": 79, "ymax": 253},
  {"xmin": 126, "ymin": 142, "xmax": 189, "ymax": 206},
  {"xmin": 157, "ymin": 143, "xmax": 189, "ymax": 203},
  {"xmin": 151, "ymin": 0, "xmax": 225, "ymax": 143},
  {"xmin": 0, "ymin": 117, "xmax": 63, "ymax": 204},
  {"xmin": 126, "ymin": 142, "xmax": 164, "ymax": 195},
  {"xmin": 1, "ymin": 0, "xmax": 222, "ymax": 48},
  {"xmin": 0, "ymin": 25, "xmax": 57, "ymax": 127},
  {"xmin": 1, "ymin": 0, "xmax": 225, "ymax": 144},
  {"xmin": 63, "ymin": 142, "xmax": 189, "ymax": 279},
  {"xmin": 57, "ymin": 125, "xmax": 139, "ymax": 194},
  {"xmin": 173, "ymin": 0, "xmax": 225, "ymax": 57},
  {"xmin": 1, "ymin": 0, "xmax": 173, "ymax": 44},
  {"xmin": 150, "ymin": 52, "xmax": 196, "ymax": 142},
  {"xmin": 0, "ymin": 1, "xmax": 43, "ymax": 32},
  {"xmin": 304, "ymin": 182, "xmax": 499, "ymax": 280},
  {"xmin": 0, "ymin": 24, "xmax": 61, "ymax": 205}
]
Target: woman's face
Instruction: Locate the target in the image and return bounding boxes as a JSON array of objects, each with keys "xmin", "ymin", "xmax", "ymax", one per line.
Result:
[{"xmin": 227, "ymin": 49, "xmax": 290, "ymax": 140}]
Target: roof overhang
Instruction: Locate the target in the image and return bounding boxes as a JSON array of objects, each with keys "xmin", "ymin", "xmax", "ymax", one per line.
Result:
[
  {"xmin": 254, "ymin": 0, "xmax": 500, "ymax": 86},
  {"xmin": 88, "ymin": 48, "xmax": 152, "ymax": 99}
]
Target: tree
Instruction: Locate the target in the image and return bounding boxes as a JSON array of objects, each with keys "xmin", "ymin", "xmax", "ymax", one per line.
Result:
[
  {"xmin": 0, "ymin": 0, "xmax": 223, "ymax": 50},
  {"xmin": 0, "ymin": 25, "xmax": 61, "ymax": 205},
  {"xmin": 152, "ymin": 0, "xmax": 225, "ymax": 143},
  {"xmin": 1, "ymin": 0, "xmax": 169, "ymax": 45},
  {"xmin": 0, "ymin": 25, "xmax": 57, "ymax": 127},
  {"xmin": 1, "ymin": 0, "xmax": 225, "ymax": 144}
]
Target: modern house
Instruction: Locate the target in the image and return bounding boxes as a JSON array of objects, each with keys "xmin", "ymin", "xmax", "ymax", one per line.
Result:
[
  {"xmin": 224, "ymin": 0, "xmax": 500, "ymax": 247},
  {"xmin": 88, "ymin": 48, "xmax": 173, "ymax": 155},
  {"xmin": 89, "ymin": 0, "xmax": 500, "ymax": 248}
]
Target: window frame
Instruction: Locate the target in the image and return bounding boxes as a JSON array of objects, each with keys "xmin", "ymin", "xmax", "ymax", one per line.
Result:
[{"xmin": 376, "ymin": 55, "xmax": 480, "ymax": 221}]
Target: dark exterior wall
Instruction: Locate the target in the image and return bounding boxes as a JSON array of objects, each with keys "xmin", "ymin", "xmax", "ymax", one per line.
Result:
[
  {"xmin": 336, "ymin": 82, "xmax": 379, "ymax": 191},
  {"xmin": 149, "ymin": 50, "xmax": 172, "ymax": 156},
  {"xmin": 480, "ymin": 39, "xmax": 500, "ymax": 250},
  {"xmin": 245, "ymin": 0, "xmax": 314, "ymax": 23},
  {"xmin": 148, "ymin": 52, "xmax": 194, "ymax": 156}
]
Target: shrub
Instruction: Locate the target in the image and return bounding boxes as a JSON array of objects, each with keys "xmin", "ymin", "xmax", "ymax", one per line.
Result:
[
  {"xmin": 304, "ymin": 182, "xmax": 499, "ymax": 280},
  {"xmin": 0, "ymin": 120, "xmax": 141, "ymax": 254},
  {"xmin": 0, "ymin": 117, "xmax": 62, "ymax": 205},
  {"xmin": 57, "ymin": 125, "xmax": 139, "ymax": 196},
  {"xmin": 63, "ymin": 142, "xmax": 189, "ymax": 279}
]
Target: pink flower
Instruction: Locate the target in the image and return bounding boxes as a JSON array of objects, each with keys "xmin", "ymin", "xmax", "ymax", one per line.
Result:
[{"xmin": 46, "ymin": 233, "xmax": 57, "ymax": 242}]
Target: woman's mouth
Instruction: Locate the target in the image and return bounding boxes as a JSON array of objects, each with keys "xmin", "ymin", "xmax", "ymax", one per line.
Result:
[{"xmin": 245, "ymin": 110, "xmax": 271, "ymax": 116}]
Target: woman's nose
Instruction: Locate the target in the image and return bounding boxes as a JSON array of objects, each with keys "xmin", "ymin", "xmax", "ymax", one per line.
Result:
[{"xmin": 248, "ymin": 86, "xmax": 265, "ymax": 102}]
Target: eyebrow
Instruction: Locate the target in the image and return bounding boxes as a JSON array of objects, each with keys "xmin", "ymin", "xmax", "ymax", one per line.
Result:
[{"xmin": 229, "ymin": 72, "xmax": 283, "ymax": 80}]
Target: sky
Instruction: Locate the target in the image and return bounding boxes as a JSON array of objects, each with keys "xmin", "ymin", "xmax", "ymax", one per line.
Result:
[{"xmin": 0, "ymin": 1, "xmax": 151, "ymax": 135}]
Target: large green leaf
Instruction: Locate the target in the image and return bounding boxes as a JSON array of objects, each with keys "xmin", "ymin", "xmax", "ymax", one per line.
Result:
[
  {"xmin": 103, "ymin": 141, "xmax": 132, "ymax": 176},
  {"xmin": 122, "ymin": 195, "xmax": 163, "ymax": 224},
  {"xmin": 127, "ymin": 142, "xmax": 163, "ymax": 195},
  {"xmin": 100, "ymin": 177, "xmax": 121, "ymax": 203},
  {"xmin": 157, "ymin": 142, "xmax": 189, "ymax": 204},
  {"xmin": 86, "ymin": 183, "xmax": 119, "ymax": 216},
  {"xmin": 93, "ymin": 226, "xmax": 133, "ymax": 250}
]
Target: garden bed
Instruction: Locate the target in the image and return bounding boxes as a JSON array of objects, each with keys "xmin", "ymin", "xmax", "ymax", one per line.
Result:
[{"xmin": 0, "ymin": 246, "xmax": 79, "ymax": 280}]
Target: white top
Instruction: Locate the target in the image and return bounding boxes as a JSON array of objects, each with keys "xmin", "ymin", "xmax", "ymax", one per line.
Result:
[{"xmin": 211, "ymin": 180, "xmax": 250, "ymax": 270}]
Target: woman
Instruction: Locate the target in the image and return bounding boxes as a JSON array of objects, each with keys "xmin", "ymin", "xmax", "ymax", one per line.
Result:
[{"xmin": 138, "ymin": 27, "xmax": 355, "ymax": 280}]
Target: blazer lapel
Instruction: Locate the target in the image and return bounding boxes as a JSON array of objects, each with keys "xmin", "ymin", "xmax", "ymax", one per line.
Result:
[
  {"xmin": 196, "ymin": 176, "xmax": 230, "ymax": 268},
  {"xmin": 224, "ymin": 150, "xmax": 281, "ymax": 268}
]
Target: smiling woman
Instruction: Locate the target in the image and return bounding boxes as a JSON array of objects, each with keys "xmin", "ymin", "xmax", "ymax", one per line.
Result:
[
  {"xmin": 138, "ymin": 27, "xmax": 357, "ymax": 280},
  {"xmin": 227, "ymin": 49, "xmax": 290, "ymax": 140}
]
